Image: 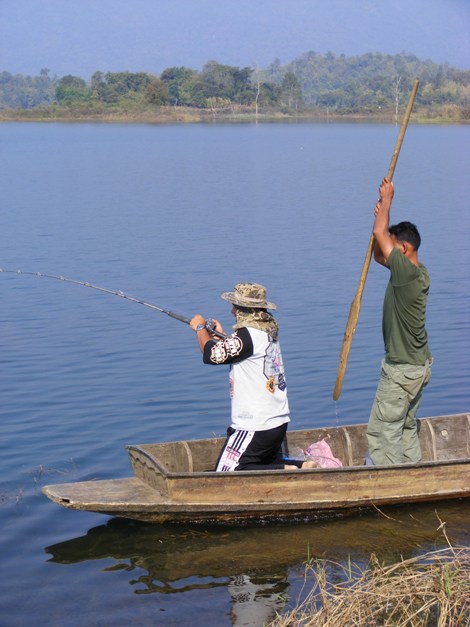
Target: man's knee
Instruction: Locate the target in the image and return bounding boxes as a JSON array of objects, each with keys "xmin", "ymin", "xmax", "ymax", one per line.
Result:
[{"xmin": 367, "ymin": 396, "xmax": 409, "ymax": 465}]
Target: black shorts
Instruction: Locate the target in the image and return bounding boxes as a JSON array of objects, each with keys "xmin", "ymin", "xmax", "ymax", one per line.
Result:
[{"xmin": 215, "ymin": 423, "xmax": 289, "ymax": 471}]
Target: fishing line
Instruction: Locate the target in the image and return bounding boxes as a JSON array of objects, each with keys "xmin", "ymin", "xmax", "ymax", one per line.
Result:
[{"xmin": 0, "ymin": 268, "xmax": 226, "ymax": 338}]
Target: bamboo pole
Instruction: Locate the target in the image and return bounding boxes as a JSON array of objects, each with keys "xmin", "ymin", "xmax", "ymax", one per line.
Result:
[{"xmin": 332, "ymin": 79, "xmax": 419, "ymax": 401}]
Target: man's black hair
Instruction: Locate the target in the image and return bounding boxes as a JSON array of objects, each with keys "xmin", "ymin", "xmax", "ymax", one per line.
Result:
[{"xmin": 389, "ymin": 221, "xmax": 421, "ymax": 250}]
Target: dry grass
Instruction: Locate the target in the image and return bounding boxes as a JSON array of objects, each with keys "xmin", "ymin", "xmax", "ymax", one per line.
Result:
[{"xmin": 270, "ymin": 545, "xmax": 470, "ymax": 626}]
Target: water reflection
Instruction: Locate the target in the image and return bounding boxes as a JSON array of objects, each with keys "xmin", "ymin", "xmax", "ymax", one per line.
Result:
[
  {"xmin": 46, "ymin": 500, "xmax": 470, "ymax": 625},
  {"xmin": 228, "ymin": 574, "xmax": 288, "ymax": 627}
]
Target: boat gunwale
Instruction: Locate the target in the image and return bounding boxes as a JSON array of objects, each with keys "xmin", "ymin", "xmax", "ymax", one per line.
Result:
[
  {"xmin": 126, "ymin": 413, "xmax": 470, "ymax": 479},
  {"xmin": 126, "ymin": 446, "xmax": 470, "ymax": 478}
]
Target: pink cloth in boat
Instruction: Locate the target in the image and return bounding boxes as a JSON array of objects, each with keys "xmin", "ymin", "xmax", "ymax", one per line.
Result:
[{"xmin": 304, "ymin": 439, "xmax": 343, "ymax": 468}]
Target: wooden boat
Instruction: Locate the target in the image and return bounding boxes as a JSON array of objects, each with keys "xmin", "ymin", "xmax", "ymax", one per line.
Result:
[{"xmin": 43, "ymin": 413, "xmax": 470, "ymax": 524}]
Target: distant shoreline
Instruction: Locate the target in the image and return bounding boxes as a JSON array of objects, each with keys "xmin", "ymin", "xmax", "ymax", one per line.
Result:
[{"xmin": 0, "ymin": 106, "xmax": 467, "ymax": 125}]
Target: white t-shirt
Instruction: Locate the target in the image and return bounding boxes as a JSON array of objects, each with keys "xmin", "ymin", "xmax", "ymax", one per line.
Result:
[{"xmin": 203, "ymin": 326, "xmax": 290, "ymax": 431}]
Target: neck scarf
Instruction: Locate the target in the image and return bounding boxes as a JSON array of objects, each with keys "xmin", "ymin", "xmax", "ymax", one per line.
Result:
[{"xmin": 233, "ymin": 308, "xmax": 279, "ymax": 340}]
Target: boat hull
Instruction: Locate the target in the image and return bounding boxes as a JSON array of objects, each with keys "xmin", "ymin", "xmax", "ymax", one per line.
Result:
[
  {"xmin": 43, "ymin": 462, "xmax": 470, "ymax": 524},
  {"xmin": 43, "ymin": 413, "xmax": 470, "ymax": 524}
]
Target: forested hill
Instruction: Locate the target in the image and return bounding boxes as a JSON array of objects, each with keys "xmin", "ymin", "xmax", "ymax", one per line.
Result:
[
  {"xmin": 269, "ymin": 51, "xmax": 469, "ymax": 111},
  {"xmin": 1, "ymin": 51, "xmax": 469, "ymax": 119}
]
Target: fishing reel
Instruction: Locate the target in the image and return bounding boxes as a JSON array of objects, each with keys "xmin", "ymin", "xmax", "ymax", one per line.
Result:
[
  {"xmin": 205, "ymin": 318, "xmax": 226, "ymax": 339},
  {"xmin": 205, "ymin": 319, "xmax": 217, "ymax": 333}
]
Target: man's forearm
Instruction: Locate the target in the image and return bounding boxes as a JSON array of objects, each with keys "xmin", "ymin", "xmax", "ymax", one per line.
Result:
[{"xmin": 372, "ymin": 178, "xmax": 394, "ymax": 262}]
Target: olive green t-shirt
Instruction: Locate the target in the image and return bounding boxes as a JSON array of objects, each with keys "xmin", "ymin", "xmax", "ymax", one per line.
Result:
[{"xmin": 383, "ymin": 247, "xmax": 431, "ymax": 365}]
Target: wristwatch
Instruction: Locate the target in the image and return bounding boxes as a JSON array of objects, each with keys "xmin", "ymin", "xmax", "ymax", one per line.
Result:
[{"xmin": 195, "ymin": 323, "xmax": 206, "ymax": 332}]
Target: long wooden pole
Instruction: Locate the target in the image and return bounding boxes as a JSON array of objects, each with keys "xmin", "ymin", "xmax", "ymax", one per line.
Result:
[{"xmin": 332, "ymin": 79, "xmax": 419, "ymax": 401}]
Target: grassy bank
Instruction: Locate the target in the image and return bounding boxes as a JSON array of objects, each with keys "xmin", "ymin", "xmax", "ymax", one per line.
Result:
[
  {"xmin": 270, "ymin": 545, "xmax": 469, "ymax": 626},
  {"xmin": 0, "ymin": 104, "xmax": 468, "ymax": 124}
]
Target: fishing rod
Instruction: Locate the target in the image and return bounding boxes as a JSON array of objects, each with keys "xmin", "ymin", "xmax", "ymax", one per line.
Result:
[{"xmin": 0, "ymin": 268, "xmax": 226, "ymax": 339}]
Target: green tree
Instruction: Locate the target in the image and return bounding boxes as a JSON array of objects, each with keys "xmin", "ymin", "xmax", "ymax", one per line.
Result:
[
  {"xmin": 267, "ymin": 58, "xmax": 282, "ymax": 82},
  {"xmin": 91, "ymin": 71, "xmax": 105, "ymax": 100},
  {"xmin": 258, "ymin": 82, "xmax": 282, "ymax": 107},
  {"xmin": 145, "ymin": 78, "xmax": 169, "ymax": 105},
  {"xmin": 91, "ymin": 71, "xmax": 152, "ymax": 103},
  {"xmin": 160, "ymin": 66, "xmax": 198, "ymax": 105},
  {"xmin": 280, "ymin": 72, "xmax": 303, "ymax": 109},
  {"xmin": 0, "ymin": 70, "xmax": 56, "ymax": 109},
  {"xmin": 200, "ymin": 61, "xmax": 255, "ymax": 104},
  {"xmin": 55, "ymin": 75, "xmax": 91, "ymax": 104}
]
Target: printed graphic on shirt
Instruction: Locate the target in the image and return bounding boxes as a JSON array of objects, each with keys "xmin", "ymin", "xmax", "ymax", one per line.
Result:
[
  {"xmin": 210, "ymin": 334, "xmax": 243, "ymax": 364},
  {"xmin": 266, "ymin": 376, "xmax": 276, "ymax": 394},
  {"xmin": 263, "ymin": 341, "xmax": 287, "ymax": 393}
]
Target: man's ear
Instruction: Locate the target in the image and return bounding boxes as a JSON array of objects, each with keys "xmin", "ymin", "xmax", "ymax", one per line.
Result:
[{"xmin": 401, "ymin": 241, "xmax": 413, "ymax": 257}]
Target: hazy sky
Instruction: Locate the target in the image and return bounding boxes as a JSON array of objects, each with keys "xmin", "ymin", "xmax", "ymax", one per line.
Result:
[{"xmin": 1, "ymin": 0, "xmax": 469, "ymax": 78}]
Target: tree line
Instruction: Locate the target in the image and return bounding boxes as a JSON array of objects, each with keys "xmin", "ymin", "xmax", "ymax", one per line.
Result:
[
  {"xmin": 274, "ymin": 51, "xmax": 470, "ymax": 112},
  {"xmin": 0, "ymin": 63, "xmax": 296, "ymax": 112},
  {"xmin": 1, "ymin": 52, "xmax": 469, "ymax": 116}
]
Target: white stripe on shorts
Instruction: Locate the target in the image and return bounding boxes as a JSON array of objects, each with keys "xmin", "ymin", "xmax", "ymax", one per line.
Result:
[{"xmin": 216, "ymin": 429, "xmax": 255, "ymax": 472}]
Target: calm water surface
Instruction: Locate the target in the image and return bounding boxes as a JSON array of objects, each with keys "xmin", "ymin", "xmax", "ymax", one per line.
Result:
[{"xmin": 0, "ymin": 121, "xmax": 469, "ymax": 626}]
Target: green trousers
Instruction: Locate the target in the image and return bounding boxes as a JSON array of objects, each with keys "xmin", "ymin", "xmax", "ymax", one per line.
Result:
[{"xmin": 366, "ymin": 358, "xmax": 432, "ymax": 465}]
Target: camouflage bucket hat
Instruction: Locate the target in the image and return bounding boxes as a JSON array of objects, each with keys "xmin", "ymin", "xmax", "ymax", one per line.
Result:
[{"xmin": 221, "ymin": 282, "xmax": 277, "ymax": 310}]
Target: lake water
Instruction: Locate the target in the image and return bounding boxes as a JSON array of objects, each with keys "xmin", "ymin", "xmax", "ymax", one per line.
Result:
[{"xmin": 0, "ymin": 121, "xmax": 469, "ymax": 626}]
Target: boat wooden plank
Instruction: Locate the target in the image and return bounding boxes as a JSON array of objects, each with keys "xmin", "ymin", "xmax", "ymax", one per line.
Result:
[
  {"xmin": 164, "ymin": 462, "xmax": 470, "ymax": 505},
  {"xmin": 43, "ymin": 477, "xmax": 169, "ymax": 509}
]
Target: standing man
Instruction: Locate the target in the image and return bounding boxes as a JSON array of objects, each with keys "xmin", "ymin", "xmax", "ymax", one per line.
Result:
[
  {"xmin": 367, "ymin": 178, "xmax": 432, "ymax": 465},
  {"xmin": 190, "ymin": 282, "xmax": 316, "ymax": 471}
]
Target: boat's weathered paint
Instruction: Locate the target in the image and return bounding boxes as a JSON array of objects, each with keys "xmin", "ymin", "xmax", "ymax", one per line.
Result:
[{"xmin": 43, "ymin": 413, "xmax": 470, "ymax": 524}]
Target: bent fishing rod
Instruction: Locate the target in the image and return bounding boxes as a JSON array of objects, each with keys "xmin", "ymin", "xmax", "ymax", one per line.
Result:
[{"xmin": 0, "ymin": 268, "xmax": 226, "ymax": 339}]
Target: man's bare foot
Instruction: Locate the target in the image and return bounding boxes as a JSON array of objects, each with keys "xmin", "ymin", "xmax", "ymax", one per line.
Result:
[
  {"xmin": 284, "ymin": 461, "xmax": 318, "ymax": 470},
  {"xmin": 301, "ymin": 460, "xmax": 318, "ymax": 469}
]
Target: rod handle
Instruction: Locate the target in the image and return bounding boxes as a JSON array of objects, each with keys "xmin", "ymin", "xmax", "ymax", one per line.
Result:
[{"xmin": 166, "ymin": 310, "xmax": 192, "ymax": 325}]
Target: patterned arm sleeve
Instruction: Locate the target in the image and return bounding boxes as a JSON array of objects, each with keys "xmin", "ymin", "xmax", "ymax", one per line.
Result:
[{"xmin": 202, "ymin": 328, "xmax": 254, "ymax": 365}]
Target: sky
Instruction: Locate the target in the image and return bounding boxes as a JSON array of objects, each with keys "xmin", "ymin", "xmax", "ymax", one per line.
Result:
[{"xmin": 1, "ymin": 0, "xmax": 469, "ymax": 79}]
